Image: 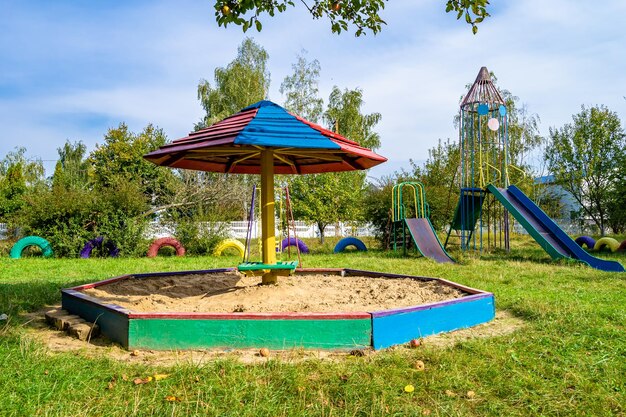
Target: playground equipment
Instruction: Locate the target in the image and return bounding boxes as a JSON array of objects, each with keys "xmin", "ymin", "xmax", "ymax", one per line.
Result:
[
  {"xmin": 488, "ymin": 185, "xmax": 623, "ymax": 272},
  {"xmin": 594, "ymin": 237, "xmax": 621, "ymax": 252},
  {"xmin": 80, "ymin": 237, "xmax": 119, "ymax": 258},
  {"xmin": 334, "ymin": 237, "xmax": 367, "ymax": 253},
  {"xmin": 213, "ymin": 239, "xmax": 245, "ymax": 258},
  {"xmin": 575, "ymin": 236, "xmax": 596, "ymax": 250},
  {"xmin": 60, "ymin": 100, "xmax": 495, "ymax": 352},
  {"xmin": 144, "ymin": 100, "xmax": 388, "ymax": 283},
  {"xmin": 448, "ymin": 66, "xmax": 510, "ymax": 252},
  {"xmin": 10, "ymin": 236, "xmax": 53, "ymax": 259},
  {"xmin": 446, "ymin": 67, "xmax": 623, "ymax": 272},
  {"xmin": 281, "ymin": 237, "xmax": 309, "ymax": 254},
  {"xmin": 147, "ymin": 237, "xmax": 185, "ymax": 257},
  {"xmin": 574, "ymin": 236, "xmax": 626, "ymax": 253},
  {"xmin": 392, "ymin": 181, "xmax": 455, "ymax": 263}
]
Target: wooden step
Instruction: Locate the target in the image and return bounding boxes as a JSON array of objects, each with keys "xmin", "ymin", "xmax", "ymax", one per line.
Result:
[{"xmin": 43, "ymin": 308, "xmax": 100, "ymax": 341}]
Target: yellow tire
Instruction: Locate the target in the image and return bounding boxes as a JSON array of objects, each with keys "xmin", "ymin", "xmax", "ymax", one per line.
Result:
[
  {"xmin": 213, "ymin": 239, "xmax": 245, "ymax": 258},
  {"xmin": 593, "ymin": 237, "xmax": 620, "ymax": 253}
]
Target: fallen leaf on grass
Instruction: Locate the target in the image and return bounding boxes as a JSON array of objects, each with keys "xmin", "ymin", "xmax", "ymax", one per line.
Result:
[
  {"xmin": 153, "ymin": 374, "xmax": 169, "ymax": 381},
  {"xmin": 165, "ymin": 395, "xmax": 182, "ymax": 403},
  {"xmin": 133, "ymin": 376, "xmax": 153, "ymax": 385},
  {"xmin": 445, "ymin": 389, "xmax": 457, "ymax": 397},
  {"xmin": 466, "ymin": 390, "xmax": 476, "ymax": 399}
]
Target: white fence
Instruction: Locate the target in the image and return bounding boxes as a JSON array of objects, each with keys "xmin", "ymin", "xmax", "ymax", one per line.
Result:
[
  {"xmin": 0, "ymin": 221, "xmax": 375, "ymax": 241},
  {"xmin": 145, "ymin": 220, "xmax": 375, "ymax": 239}
]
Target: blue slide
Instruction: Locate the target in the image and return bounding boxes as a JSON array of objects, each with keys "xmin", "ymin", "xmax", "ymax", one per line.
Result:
[{"xmin": 487, "ymin": 184, "xmax": 624, "ymax": 272}]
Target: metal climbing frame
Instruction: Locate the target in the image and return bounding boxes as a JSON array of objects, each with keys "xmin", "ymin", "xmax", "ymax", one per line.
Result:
[
  {"xmin": 456, "ymin": 67, "xmax": 510, "ymax": 252},
  {"xmin": 392, "ymin": 181, "xmax": 429, "ymax": 222},
  {"xmin": 391, "ymin": 181, "xmax": 429, "ymax": 254}
]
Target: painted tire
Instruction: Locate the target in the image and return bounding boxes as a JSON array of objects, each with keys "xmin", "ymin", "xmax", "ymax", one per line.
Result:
[
  {"xmin": 80, "ymin": 236, "xmax": 120, "ymax": 258},
  {"xmin": 618, "ymin": 240, "xmax": 626, "ymax": 252},
  {"xmin": 9, "ymin": 236, "xmax": 53, "ymax": 259},
  {"xmin": 281, "ymin": 237, "xmax": 309, "ymax": 254},
  {"xmin": 334, "ymin": 237, "xmax": 367, "ymax": 253},
  {"xmin": 574, "ymin": 236, "xmax": 596, "ymax": 250},
  {"xmin": 593, "ymin": 237, "xmax": 620, "ymax": 253},
  {"xmin": 213, "ymin": 239, "xmax": 245, "ymax": 257},
  {"xmin": 147, "ymin": 237, "xmax": 185, "ymax": 258}
]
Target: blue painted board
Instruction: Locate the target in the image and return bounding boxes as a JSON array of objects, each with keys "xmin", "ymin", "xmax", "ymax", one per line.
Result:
[{"xmin": 371, "ymin": 295, "xmax": 495, "ymax": 349}]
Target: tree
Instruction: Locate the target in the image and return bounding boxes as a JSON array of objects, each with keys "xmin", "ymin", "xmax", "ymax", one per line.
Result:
[
  {"xmin": 89, "ymin": 123, "xmax": 174, "ymax": 201},
  {"xmin": 545, "ymin": 105, "xmax": 626, "ymax": 235},
  {"xmin": 289, "ymin": 171, "xmax": 366, "ymax": 243},
  {"xmin": 279, "ymin": 51, "xmax": 324, "ymax": 123},
  {"xmin": 409, "ymin": 139, "xmax": 460, "ymax": 230},
  {"xmin": 0, "ymin": 148, "xmax": 44, "ymax": 223},
  {"xmin": 289, "ymin": 85, "xmax": 382, "ymax": 242},
  {"xmin": 212, "ymin": 0, "xmax": 490, "ymax": 37},
  {"xmin": 52, "ymin": 141, "xmax": 90, "ymax": 190},
  {"xmin": 363, "ymin": 176, "xmax": 395, "ymax": 248},
  {"xmin": 196, "ymin": 38, "xmax": 270, "ymax": 129},
  {"xmin": 324, "ymin": 86, "xmax": 381, "ymax": 150}
]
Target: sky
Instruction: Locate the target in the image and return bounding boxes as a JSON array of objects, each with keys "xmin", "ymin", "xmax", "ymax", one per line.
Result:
[{"xmin": 1, "ymin": 0, "xmax": 625, "ymax": 180}]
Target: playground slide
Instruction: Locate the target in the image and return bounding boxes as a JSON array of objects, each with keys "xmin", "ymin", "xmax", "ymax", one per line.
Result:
[
  {"xmin": 487, "ymin": 184, "xmax": 624, "ymax": 272},
  {"xmin": 404, "ymin": 218, "xmax": 456, "ymax": 264}
]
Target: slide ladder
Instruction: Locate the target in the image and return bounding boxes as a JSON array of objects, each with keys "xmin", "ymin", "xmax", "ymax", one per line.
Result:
[{"xmin": 445, "ymin": 188, "xmax": 486, "ymax": 249}]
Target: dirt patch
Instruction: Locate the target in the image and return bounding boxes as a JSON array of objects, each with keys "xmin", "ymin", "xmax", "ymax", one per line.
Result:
[
  {"xmin": 22, "ymin": 310, "xmax": 524, "ymax": 366},
  {"xmin": 80, "ymin": 272, "xmax": 464, "ymax": 313}
]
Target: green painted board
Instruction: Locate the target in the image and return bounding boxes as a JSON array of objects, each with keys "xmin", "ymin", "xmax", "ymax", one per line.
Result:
[
  {"xmin": 237, "ymin": 261, "xmax": 298, "ymax": 271},
  {"xmin": 129, "ymin": 318, "xmax": 371, "ymax": 350}
]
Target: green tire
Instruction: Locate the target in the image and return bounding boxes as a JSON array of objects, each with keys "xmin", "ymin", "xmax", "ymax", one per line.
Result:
[{"xmin": 9, "ymin": 236, "xmax": 54, "ymax": 259}]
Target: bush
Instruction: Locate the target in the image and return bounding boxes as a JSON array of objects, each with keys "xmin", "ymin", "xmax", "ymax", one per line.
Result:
[
  {"xmin": 174, "ymin": 220, "xmax": 226, "ymax": 256},
  {"xmin": 16, "ymin": 183, "xmax": 150, "ymax": 257}
]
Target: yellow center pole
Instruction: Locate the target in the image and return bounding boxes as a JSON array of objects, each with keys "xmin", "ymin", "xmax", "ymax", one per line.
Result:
[{"xmin": 260, "ymin": 149, "xmax": 277, "ymax": 284}]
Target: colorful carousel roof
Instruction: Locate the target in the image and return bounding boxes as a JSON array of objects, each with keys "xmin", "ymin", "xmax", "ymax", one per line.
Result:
[{"xmin": 144, "ymin": 100, "xmax": 387, "ymax": 174}]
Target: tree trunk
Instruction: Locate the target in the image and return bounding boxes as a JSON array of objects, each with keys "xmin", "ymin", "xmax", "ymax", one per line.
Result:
[{"xmin": 317, "ymin": 222, "xmax": 326, "ymax": 244}]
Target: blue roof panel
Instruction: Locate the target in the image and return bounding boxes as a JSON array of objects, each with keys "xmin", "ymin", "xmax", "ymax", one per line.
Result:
[{"xmin": 235, "ymin": 102, "xmax": 340, "ymax": 149}]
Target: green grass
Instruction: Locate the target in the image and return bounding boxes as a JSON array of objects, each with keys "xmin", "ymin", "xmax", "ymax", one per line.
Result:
[{"xmin": 1, "ymin": 238, "xmax": 625, "ymax": 416}]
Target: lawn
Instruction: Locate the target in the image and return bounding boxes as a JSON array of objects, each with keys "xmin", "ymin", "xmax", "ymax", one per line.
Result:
[{"xmin": 0, "ymin": 237, "xmax": 625, "ymax": 416}]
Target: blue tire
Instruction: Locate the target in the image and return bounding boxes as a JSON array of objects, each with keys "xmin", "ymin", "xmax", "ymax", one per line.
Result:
[
  {"xmin": 281, "ymin": 237, "xmax": 309, "ymax": 254},
  {"xmin": 575, "ymin": 236, "xmax": 596, "ymax": 250},
  {"xmin": 334, "ymin": 237, "xmax": 367, "ymax": 253}
]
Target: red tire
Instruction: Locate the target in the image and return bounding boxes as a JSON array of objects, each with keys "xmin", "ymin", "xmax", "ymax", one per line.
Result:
[{"xmin": 147, "ymin": 237, "xmax": 185, "ymax": 258}]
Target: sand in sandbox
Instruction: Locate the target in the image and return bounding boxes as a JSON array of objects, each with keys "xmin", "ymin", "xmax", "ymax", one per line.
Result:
[{"xmin": 81, "ymin": 271, "xmax": 466, "ymax": 313}]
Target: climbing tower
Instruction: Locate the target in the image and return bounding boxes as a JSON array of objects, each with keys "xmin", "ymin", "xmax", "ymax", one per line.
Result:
[{"xmin": 446, "ymin": 67, "xmax": 510, "ymax": 252}]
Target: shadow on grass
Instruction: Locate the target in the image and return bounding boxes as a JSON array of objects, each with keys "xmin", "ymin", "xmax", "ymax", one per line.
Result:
[{"xmin": 0, "ymin": 279, "xmax": 90, "ymax": 319}]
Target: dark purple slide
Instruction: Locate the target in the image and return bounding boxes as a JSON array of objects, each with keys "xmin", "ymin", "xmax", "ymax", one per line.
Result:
[{"xmin": 405, "ymin": 218, "xmax": 456, "ymax": 264}]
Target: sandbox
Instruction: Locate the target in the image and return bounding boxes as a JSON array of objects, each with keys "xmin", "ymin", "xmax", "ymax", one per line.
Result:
[{"xmin": 61, "ymin": 268, "xmax": 495, "ymax": 350}]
